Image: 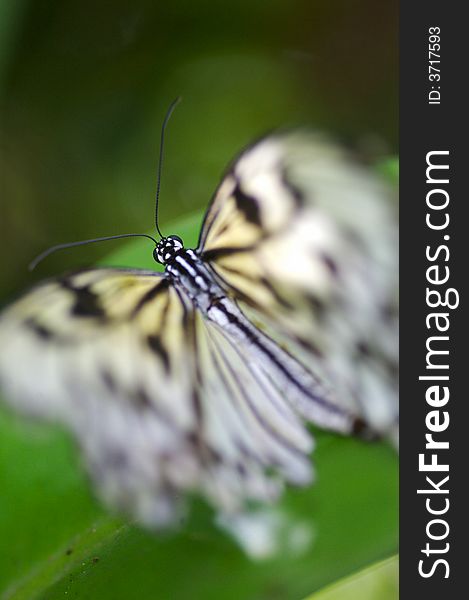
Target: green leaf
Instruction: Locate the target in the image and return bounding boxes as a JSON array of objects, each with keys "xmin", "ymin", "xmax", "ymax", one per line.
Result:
[
  {"xmin": 304, "ymin": 555, "xmax": 398, "ymax": 600},
  {"xmin": 1, "ymin": 406, "xmax": 397, "ymax": 599}
]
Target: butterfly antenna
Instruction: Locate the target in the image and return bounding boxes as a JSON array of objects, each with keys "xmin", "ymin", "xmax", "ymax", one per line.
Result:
[
  {"xmin": 29, "ymin": 233, "xmax": 159, "ymax": 271},
  {"xmin": 155, "ymin": 96, "xmax": 182, "ymax": 239},
  {"xmin": 29, "ymin": 99, "xmax": 182, "ymax": 271}
]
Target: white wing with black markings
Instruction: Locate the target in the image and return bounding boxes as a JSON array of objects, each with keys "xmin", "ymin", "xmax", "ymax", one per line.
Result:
[{"xmin": 198, "ymin": 132, "xmax": 398, "ymax": 435}]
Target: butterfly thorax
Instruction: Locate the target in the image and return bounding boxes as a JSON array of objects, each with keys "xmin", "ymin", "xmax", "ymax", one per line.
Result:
[
  {"xmin": 164, "ymin": 248, "xmax": 225, "ymax": 312},
  {"xmin": 153, "ymin": 235, "xmax": 224, "ymax": 311}
]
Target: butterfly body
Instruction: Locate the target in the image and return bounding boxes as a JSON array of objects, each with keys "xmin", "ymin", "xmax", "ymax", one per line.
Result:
[{"xmin": 0, "ymin": 132, "xmax": 398, "ymax": 526}]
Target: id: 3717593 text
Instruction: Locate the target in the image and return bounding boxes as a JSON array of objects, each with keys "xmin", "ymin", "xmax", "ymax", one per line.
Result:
[{"xmin": 428, "ymin": 26, "xmax": 441, "ymax": 105}]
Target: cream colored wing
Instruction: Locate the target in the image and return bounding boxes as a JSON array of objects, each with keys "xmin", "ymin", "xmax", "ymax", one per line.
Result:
[
  {"xmin": 0, "ymin": 269, "xmax": 197, "ymax": 524},
  {"xmin": 198, "ymin": 133, "xmax": 398, "ymax": 435},
  {"xmin": 0, "ymin": 268, "xmax": 318, "ymax": 525}
]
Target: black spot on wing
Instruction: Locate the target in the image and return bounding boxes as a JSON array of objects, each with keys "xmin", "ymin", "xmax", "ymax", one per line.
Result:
[
  {"xmin": 132, "ymin": 278, "xmax": 170, "ymax": 316},
  {"xmin": 74, "ymin": 288, "xmax": 105, "ymax": 318},
  {"xmin": 355, "ymin": 337, "xmax": 398, "ymax": 382},
  {"xmin": 201, "ymin": 245, "xmax": 255, "ymax": 262},
  {"xmin": 187, "ymin": 431, "xmax": 222, "ymax": 465},
  {"xmin": 281, "ymin": 168, "xmax": 305, "ymax": 207},
  {"xmin": 233, "ymin": 184, "xmax": 262, "ymax": 226},
  {"xmin": 235, "ymin": 461, "xmax": 247, "ymax": 477},
  {"xmin": 204, "ymin": 263, "xmax": 295, "ymax": 311},
  {"xmin": 260, "ymin": 277, "xmax": 295, "ymax": 310},
  {"xmin": 191, "ymin": 388, "xmax": 203, "ymax": 424},
  {"xmin": 306, "ymin": 293, "xmax": 326, "ymax": 319},
  {"xmin": 133, "ymin": 388, "xmax": 179, "ymax": 429},
  {"xmin": 25, "ymin": 318, "xmax": 54, "ymax": 340},
  {"xmin": 134, "ymin": 388, "xmax": 154, "ymax": 409},
  {"xmin": 60, "ymin": 280, "xmax": 106, "ymax": 320},
  {"xmin": 295, "ymin": 336, "xmax": 324, "ymax": 359},
  {"xmin": 381, "ymin": 301, "xmax": 398, "ymax": 323},
  {"xmin": 216, "ymin": 223, "xmax": 230, "ymax": 237},
  {"xmin": 101, "ymin": 369, "xmax": 117, "ymax": 393},
  {"xmin": 356, "ymin": 340, "xmax": 371, "ymax": 357},
  {"xmin": 352, "ymin": 417, "xmax": 380, "ymax": 441},
  {"xmin": 146, "ymin": 335, "xmax": 170, "ymax": 373},
  {"xmin": 320, "ymin": 253, "xmax": 339, "ymax": 277}
]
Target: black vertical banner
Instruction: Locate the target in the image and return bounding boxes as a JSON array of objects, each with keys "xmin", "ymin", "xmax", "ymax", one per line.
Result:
[{"xmin": 401, "ymin": 2, "xmax": 466, "ymax": 598}]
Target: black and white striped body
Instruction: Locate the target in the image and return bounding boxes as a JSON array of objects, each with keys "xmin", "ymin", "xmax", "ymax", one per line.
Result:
[{"xmin": 165, "ymin": 247, "xmax": 360, "ymax": 435}]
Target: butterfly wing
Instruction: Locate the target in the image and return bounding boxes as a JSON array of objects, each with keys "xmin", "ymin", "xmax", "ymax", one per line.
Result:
[
  {"xmin": 0, "ymin": 267, "xmax": 321, "ymax": 524},
  {"xmin": 183, "ymin": 302, "xmax": 315, "ymax": 514},
  {"xmin": 198, "ymin": 133, "xmax": 398, "ymax": 435},
  {"xmin": 0, "ymin": 268, "xmax": 200, "ymax": 523}
]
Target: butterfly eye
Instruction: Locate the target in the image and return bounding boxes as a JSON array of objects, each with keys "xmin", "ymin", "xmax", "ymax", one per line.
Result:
[
  {"xmin": 153, "ymin": 247, "xmax": 163, "ymax": 264},
  {"xmin": 168, "ymin": 235, "xmax": 183, "ymax": 247}
]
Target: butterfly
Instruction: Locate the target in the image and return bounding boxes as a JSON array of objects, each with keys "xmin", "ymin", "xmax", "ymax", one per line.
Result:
[{"xmin": 0, "ymin": 124, "xmax": 398, "ymax": 527}]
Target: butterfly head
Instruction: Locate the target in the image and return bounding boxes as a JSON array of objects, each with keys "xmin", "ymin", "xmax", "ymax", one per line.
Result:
[{"xmin": 153, "ymin": 235, "xmax": 184, "ymax": 265}]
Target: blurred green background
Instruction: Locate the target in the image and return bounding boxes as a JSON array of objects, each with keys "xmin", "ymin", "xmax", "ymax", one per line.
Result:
[
  {"xmin": 1, "ymin": 0, "xmax": 397, "ymax": 301},
  {"xmin": 0, "ymin": 1, "xmax": 398, "ymax": 598}
]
